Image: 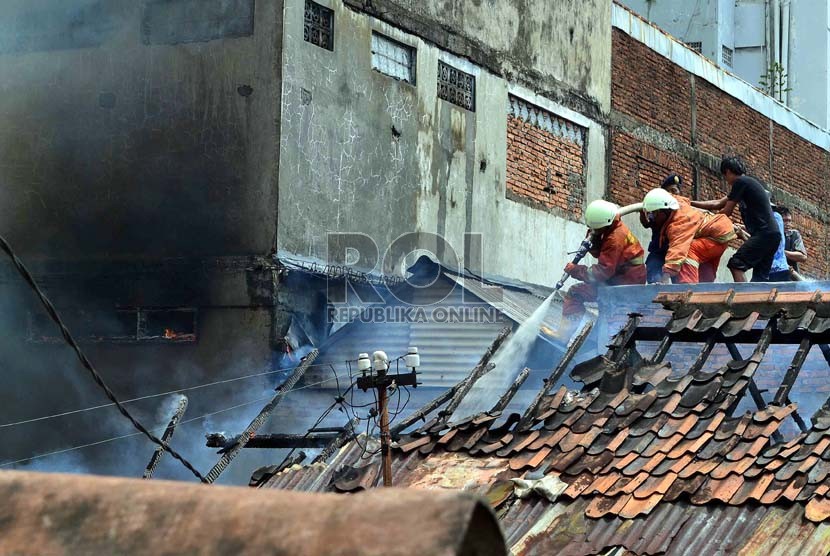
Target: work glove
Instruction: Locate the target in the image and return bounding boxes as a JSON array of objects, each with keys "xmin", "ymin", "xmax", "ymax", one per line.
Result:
[{"xmin": 564, "ymin": 263, "xmax": 589, "ymax": 282}]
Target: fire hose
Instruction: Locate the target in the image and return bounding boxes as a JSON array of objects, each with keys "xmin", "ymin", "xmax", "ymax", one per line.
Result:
[{"xmin": 553, "ymin": 202, "xmax": 643, "ymax": 292}]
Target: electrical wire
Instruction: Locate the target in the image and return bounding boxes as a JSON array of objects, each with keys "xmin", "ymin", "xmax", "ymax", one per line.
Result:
[
  {"xmin": 0, "ymin": 367, "xmax": 342, "ymax": 429},
  {"xmin": 0, "ymin": 375, "xmax": 353, "ymax": 468},
  {"xmin": 0, "ymin": 392, "xmax": 277, "ymax": 468},
  {"xmin": 0, "ymin": 234, "xmax": 208, "ymax": 482}
]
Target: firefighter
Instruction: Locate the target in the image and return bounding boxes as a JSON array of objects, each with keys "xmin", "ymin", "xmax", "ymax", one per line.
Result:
[
  {"xmin": 561, "ymin": 200, "xmax": 646, "ymax": 321},
  {"xmin": 640, "ymin": 174, "xmax": 683, "ymax": 283},
  {"xmin": 641, "ymin": 188, "xmax": 736, "ymax": 284}
]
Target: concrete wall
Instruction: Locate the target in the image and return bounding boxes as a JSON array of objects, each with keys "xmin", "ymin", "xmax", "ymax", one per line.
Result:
[
  {"xmin": 277, "ymin": 0, "xmax": 610, "ymax": 286},
  {"xmin": 618, "ymin": 0, "xmax": 720, "ymax": 59},
  {"xmin": 734, "ymin": 0, "xmax": 767, "ymax": 88},
  {"xmin": 789, "ymin": 0, "xmax": 830, "ymax": 129},
  {"xmin": 0, "ymin": 0, "xmax": 282, "ymax": 261}
]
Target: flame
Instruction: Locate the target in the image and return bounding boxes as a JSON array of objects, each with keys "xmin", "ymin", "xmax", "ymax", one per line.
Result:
[{"xmin": 164, "ymin": 328, "xmax": 178, "ymax": 340}]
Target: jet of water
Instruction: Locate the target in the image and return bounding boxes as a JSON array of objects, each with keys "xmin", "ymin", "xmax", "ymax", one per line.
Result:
[{"xmin": 451, "ymin": 292, "xmax": 557, "ymax": 420}]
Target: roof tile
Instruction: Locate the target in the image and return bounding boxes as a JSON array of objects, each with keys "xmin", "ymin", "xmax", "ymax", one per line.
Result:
[{"xmin": 276, "ymin": 289, "xmax": 830, "ymax": 528}]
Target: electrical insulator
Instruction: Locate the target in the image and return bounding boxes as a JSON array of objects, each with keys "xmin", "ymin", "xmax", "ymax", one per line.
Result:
[
  {"xmin": 372, "ymin": 350, "xmax": 389, "ymax": 375},
  {"xmin": 357, "ymin": 353, "xmax": 371, "ymax": 374},
  {"xmin": 405, "ymin": 346, "xmax": 420, "ymax": 369}
]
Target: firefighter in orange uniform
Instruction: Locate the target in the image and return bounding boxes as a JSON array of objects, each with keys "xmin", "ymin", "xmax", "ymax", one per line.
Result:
[
  {"xmin": 641, "ymin": 188, "xmax": 736, "ymax": 283},
  {"xmin": 561, "ymin": 200, "xmax": 647, "ymax": 321}
]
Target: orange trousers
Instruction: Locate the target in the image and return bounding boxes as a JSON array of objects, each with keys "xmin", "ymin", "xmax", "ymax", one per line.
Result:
[{"xmin": 676, "ymin": 238, "xmax": 728, "ymax": 284}]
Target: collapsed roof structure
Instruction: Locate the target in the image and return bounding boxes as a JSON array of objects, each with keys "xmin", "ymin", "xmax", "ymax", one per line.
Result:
[{"xmin": 256, "ymin": 288, "xmax": 830, "ymax": 555}]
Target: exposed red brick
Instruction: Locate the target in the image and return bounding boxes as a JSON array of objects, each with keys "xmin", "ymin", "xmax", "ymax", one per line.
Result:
[
  {"xmin": 610, "ymin": 29, "xmax": 830, "ymax": 277},
  {"xmin": 506, "ymin": 98, "xmax": 586, "ymax": 220}
]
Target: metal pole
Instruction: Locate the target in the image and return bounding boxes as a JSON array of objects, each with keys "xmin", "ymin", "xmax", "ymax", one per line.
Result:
[{"xmin": 378, "ymin": 386, "xmax": 392, "ymax": 487}]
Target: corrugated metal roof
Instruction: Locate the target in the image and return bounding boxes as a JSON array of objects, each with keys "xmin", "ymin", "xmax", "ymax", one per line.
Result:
[
  {"xmin": 443, "ymin": 273, "xmax": 567, "ymax": 340},
  {"xmin": 312, "ymin": 282, "xmax": 508, "ymax": 388}
]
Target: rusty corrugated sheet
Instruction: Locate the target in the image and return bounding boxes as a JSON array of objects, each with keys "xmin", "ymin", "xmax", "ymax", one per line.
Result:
[{"xmin": 0, "ymin": 470, "xmax": 506, "ymax": 556}]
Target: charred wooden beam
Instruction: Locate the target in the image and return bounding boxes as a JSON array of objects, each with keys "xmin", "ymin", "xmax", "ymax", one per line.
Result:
[
  {"xmin": 725, "ymin": 343, "xmax": 768, "ymax": 409},
  {"xmin": 687, "ymin": 334, "xmax": 718, "ymax": 375},
  {"xmin": 725, "ymin": 342, "xmax": 784, "ymax": 443},
  {"xmin": 609, "ymin": 314, "xmax": 642, "ymax": 363},
  {"xmin": 389, "ymin": 362, "xmax": 496, "ymax": 438},
  {"xmin": 411, "ymin": 363, "xmax": 496, "ymax": 435},
  {"xmin": 517, "ymin": 320, "xmax": 594, "ymax": 431},
  {"xmin": 313, "ymin": 417, "xmax": 360, "ymax": 464},
  {"xmin": 143, "ymin": 396, "xmax": 188, "ymax": 480},
  {"xmin": 204, "ymin": 350, "xmax": 319, "ymax": 484},
  {"xmin": 488, "ymin": 368, "xmax": 530, "ymax": 414},
  {"xmin": 635, "ymin": 326, "xmax": 830, "ymax": 344},
  {"xmin": 206, "ymin": 432, "xmax": 341, "ymax": 451},
  {"xmin": 440, "ymin": 326, "xmax": 512, "ymax": 421},
  {"xmin": 791, "ymin": 410, "xmax": 810, "ymax": 433},
  {"xmin": 774, "ymin": 338, "xmax": 812, "ymax": 406},
  {"xmin": 650, "ymin": 334, "xmax": 674, "ymax": 364},
  {"xmin": 819, "ymin": 344, "xmax": 830, "ymax": 368}
]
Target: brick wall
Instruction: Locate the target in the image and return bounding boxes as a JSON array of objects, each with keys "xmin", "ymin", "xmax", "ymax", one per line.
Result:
[
  {"xmin": 610, "ymin": 29, "xmax": 830, "ymax": 278},
  {"xmin": 506, "ymin": 95, "xmax": 586, "ymax": 220}
]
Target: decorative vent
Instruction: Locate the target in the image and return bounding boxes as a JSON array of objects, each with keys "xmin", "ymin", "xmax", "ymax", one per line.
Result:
[
  {"xmin": 371, "ymin": 32, "xmax": 416, "ymax": 84},
  {"xmin": 686, "ymin": 41, "xmax": 702, "ymax": 53},
  {"xmin": 509, "ymin": 96, "xmax": 586, "ymax": 147},
  {"xmin": 304, "ymin": 0, "xmax": 333, "ymax": 51},
  {"xmin": 722, "ymin": 45, "xmax": 733, "ymax": 67},
  {"xmin": 437, "ymin": 60, "xmax": 475, "ymax": 112}
]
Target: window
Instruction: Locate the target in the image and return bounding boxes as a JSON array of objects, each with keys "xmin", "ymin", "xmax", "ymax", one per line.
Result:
[
  {"xmin": 28, "ymin": 308, "xmax": 197, "ymax": 344},
  {"xmin": 437, "ymin": 60, "xmax": 475, "ymax": 111},
  {"xmin": 722, "ymin": 45, "xmax": 734, "ymax": 67},
  {"xmin": 304, "ymin": 0, "xmax": 334, "ymax": 51},
  {"xmin": 686, "ymin": 41, "xmax": 702, "ymax": 53},
  {"xmin": 371, "ymin": 32, "xmax": 416, "ymax": 84}
]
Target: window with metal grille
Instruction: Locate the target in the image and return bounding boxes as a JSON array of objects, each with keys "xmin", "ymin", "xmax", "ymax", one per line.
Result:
[
  {"xmin": 686, "ymin": 41, "xmax": 702, "ymax": 53},
  {"xmin": 722, "ymin": 45, "xmax": 733, "ymax": 67},
  {"xmin": 437, "ymin": 60, "xmax": 475, "ymax": 111},
  {"xmin": 304, "ymin": 0, "xmax": 333, "ymax": 51},
  {"xmin": 371, "ymin": 32, "xmax": 415, "ymax": 84}
]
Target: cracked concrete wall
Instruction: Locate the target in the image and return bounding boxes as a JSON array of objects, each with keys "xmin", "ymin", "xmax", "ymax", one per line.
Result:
[
  {"xmin": 343, "ymin": 0, "xmax": 612, "ymax": 118},
  {"xmin": 278, "ymin": 0, "xmax": 610, "ymax": 285},
  {"xmin": 0, "ymin": 0, "xmax": 282, "ymax": 261}
]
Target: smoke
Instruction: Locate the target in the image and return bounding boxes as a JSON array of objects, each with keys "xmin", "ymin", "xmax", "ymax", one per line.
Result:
[
  {"xmin": 0, "ymin": 0, "xmax": 339, "ymax": 485},
  {"xmin": 451, "ymin": 293, "xmax": 557, "ymax": 420}
]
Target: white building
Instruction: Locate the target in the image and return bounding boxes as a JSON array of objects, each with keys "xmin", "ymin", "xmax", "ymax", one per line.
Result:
[{"xmin": 618, "ymin": 0, "xmax": 830, "ymax": 130}]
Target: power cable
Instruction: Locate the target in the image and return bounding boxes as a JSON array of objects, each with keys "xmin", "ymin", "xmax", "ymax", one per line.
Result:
[
  {"xmin": 0, "ymin": 233, "xmax": 207, "ymax": 481},
  {"xmin": 1, "ymin": 373, "xmax": 352, "ymax": 468},
  {"xmin": 0, "ymin": 392, "xmax": 276, "ymax": 468},
  {"xmin": 1, "ymin": 368, "xmax": 341, "ymax": 429}
]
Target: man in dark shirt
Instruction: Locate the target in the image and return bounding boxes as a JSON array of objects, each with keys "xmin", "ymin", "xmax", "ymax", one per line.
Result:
[
  {"xmin": 777, "ymin": 206, "xmax": 808, "ymax": 273},
  {"xmin": 691, "ymin": 156, "xmax": 781, "ymax": 282}
]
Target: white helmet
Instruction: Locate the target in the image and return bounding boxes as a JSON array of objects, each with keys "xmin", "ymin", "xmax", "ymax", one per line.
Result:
[
  {"xmin": 585, "ymin": 200, "xmax": 620, "ymax": 230},
  {"xmin": 642, "ymin": 188, "xmax": 680, "ymax": 213}
]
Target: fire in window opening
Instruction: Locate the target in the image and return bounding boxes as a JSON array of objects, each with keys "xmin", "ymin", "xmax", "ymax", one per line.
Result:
[{"xmin": 26, "ymin": 308, "xmax": 198, "ymax": 344}]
